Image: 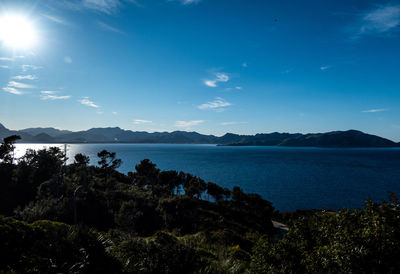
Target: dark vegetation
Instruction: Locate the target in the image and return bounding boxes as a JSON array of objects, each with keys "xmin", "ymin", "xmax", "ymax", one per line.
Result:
[
  {"xmin": 1, "ymin": 135, "xmax": 400, "ymax": 273},
  {"xmin": 1, "ymin": 122, "xmax": 399, "ymax": 147}
]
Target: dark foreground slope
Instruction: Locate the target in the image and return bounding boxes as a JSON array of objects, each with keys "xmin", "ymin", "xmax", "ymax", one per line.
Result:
[{"xmin": 1, "ymin": 137, "xmax": 400, "ymax": 273}]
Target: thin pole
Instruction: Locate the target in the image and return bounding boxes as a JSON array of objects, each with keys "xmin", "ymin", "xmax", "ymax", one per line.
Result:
[{"xmin": 73, "ymin": 185, "xmax": 83, "ymax": 224}]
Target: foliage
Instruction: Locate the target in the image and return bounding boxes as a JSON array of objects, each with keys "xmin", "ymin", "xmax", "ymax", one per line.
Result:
[{"xmin": 1, "ymin": 136, "xmax": 400, "ymax": 273}]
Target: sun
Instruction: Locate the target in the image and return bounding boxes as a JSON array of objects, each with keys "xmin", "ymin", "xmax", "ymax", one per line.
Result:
[{"xmin": 0, "ymin": 14, "xmax": 38, "ymax": 49}]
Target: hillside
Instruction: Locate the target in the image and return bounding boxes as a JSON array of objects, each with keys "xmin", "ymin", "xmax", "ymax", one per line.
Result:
[{"xmin": 0, "ymin": 123, "xmax": 398, "ymax": 147}]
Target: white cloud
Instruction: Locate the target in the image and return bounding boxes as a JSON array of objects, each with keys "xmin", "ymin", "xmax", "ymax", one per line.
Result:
[
  {"xmin": 8, "ymin": 81, "xmax": 35, "ymax": 89},
  {"xmin": 79, "ymin": 97, "xmax": 100, "ymax": 108},
  {"xmin": 362, "ymin": 108, "xmax": 388, "ymax": 113},
  {"xmin": 220, "ymin": 121, "xmax": 248, "ymax": 126},
  {"xmin": 83, "ymin": 0, "xmax": 121, "ymax": 14},
  {"xmin": 235, "ymin": 86, "xmax": 243, "ymax": 90},
  {"xmin": 42, "ymin": 14, "xmax": 68, "ymax": 25},
  {"xmin": 41, "ymin": 94, "xmax": 71, "ymax": 100},
  {"xmin": 242, "ymin": 62, "xmax": 248, "ymax": 67},
  {"xmin": 97, "ymin": 21, "xmax": 123, "ymax": 33},
  {"xmin": 358, "ymin": 5, "xmax": 400, "ymax": 36},
  {"xmin": 0, "ymin": 56, "xmax": 24, "ymax": 61},
  {"xmin": 215, "ymin": 73, "xmax": 229, "ymax": 82},
  {"xmin": 320, "ymin": 66, "xmax": 330, "ymax": 70},
  {"xmin": 182, "ymin": 0, "xmax": 201, "ymax": 4},
  {"xmin": 13, "ymin": 75, "xmax": 37, "ymax": 80},
  {"xmin": 204, "ymin": 72, "xmax": 230, "ymax": 87},
  {"xmin": 175, "ymin": 120, "xmax": 204, "ymax": 127},
  {"xmin": 134, "ymin": 119, "xmax": 152, "ymax": 124},
  {"xmin": 198, "ymin": 97, "xmax": 232, "ymax": 112},
  {"xmin": 40, "ymin": 90, "xmax": 57, "ymax": 94},
  {"xmin": 112, "ymin": 111, "xmax": 118, "ymax": 115},
  {"xmin": 3, "ymin": 87, "xmax": 23, "ymax": 95},
  {"xmin": 204, "ymin": 80, "xmax": 217, "ymax": 87},
  {"xmin": 0, "ymin": 65, "xmax": 9, "ymax": 69},
  {"xmin": 64, "ymin": 56, "xmax": 72, "ymax": 64},
  {"xmin": 22, "ymin": 64, "xmax": 42, "ymax": 72}
]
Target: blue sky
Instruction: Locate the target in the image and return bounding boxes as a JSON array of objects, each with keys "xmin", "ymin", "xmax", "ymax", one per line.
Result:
[{"xmin": 0, "ymin": 0, "xmax": 400, "ymax": 141}]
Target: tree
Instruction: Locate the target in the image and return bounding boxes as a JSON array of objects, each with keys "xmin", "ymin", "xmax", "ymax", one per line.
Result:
[
  {"xmin": 97, "ymin": 150, "xmax": 121, "ymax": 183},
  {"xmin": 0, "ymin": 135, "xmax": 21, "ymax": 164},
  {"xmin": 74, "ymin": 153, "xmax": 90, "ymax": 166},
  {"xmin": 206, "ymin": 182, "xmax": 225, "ymax": 202},
  {"xmin": 133, "ymin": 159, "xmax": 159, "ymax": 195}
]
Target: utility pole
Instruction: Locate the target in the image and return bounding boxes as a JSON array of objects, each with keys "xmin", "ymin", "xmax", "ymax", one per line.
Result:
[{"xmin": 73, "ymin": 185, "xmax": 83, "ymax": 224}]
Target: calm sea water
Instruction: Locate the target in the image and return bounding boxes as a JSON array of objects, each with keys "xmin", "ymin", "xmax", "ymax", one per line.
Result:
[{"xmin": 14, "ymin": 144, "xmax": 400, "ymax": 212}]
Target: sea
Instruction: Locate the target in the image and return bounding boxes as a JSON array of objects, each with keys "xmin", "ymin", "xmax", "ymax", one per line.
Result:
[{"xmin": 14, "ymin": 143, "xmax": 400, "ymax": 212}]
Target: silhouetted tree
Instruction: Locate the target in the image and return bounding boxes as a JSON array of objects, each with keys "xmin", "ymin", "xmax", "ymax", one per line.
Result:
[
  {"xmin": 97, "ymin": 150, "xmax": 121, "ymax": 183},
  {"xmin": 0, "ymin": 135, "xmax": 21, "ymax": 164},
  {"xmin": 134, "ymin": 159, "xmax": 159, "ymax": 195},
  {"xmin": 207, "ymin": 182, "xmax": 225, "ymax": 202},
  {"xmin": 74, "ymin": 153, "xmax": 90, "ymax": 166}
]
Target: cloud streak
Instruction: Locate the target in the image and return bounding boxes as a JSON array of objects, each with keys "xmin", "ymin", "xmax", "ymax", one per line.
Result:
[
  {"xmin": 362, "ymin": 108, "xmax": 387, "ymax": 113},
  {"xmin": 198, "ymin": 97, "xmax": 232, "ymax": 112},
  {"xmin": 220, "ymin": 121, "xmax": 248, "ymax": 126},
  {"xmin": 97, "ymin": 21, "xmax": 123, "ymax": 33},
  {"xmin": 79, "ymin": 97, "xmax": 100, "ymax": 108},
  {"xmin": 83, "ymin": 0, "xmax": 121, "ymax": 14},
  {"xmin": 13, "ymin": 75, "xmax": 37, "ymax": 80},
  {"xmin": 134, "ymin": 119, "xmax": 152, "ymax": 124},
  {"xmin": 355, "ymin": 5, "xmax": 400, "ymax": 37},
  {"xmin": 204, "ymin": 72, "xmax": 230, "ymax": 87},
  {"xmin": 8, "ymin": 81, "xmax": 35, "ymax": 89},
  {"xmin": 41, "ymin": 94, "xmax": 71, "ymax": 100},
  {"xmin": 3, "ymin": 87, "xmax": 23, "ymax": 95},
  {"xmin": 175, "ymin": 120, "xmax": 204, "ymax": 127}
]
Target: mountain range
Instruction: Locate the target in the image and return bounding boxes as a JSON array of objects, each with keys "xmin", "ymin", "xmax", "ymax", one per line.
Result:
[{"xmin": 0, "ymin": 123, "xmax": 398, "ymax": 147}]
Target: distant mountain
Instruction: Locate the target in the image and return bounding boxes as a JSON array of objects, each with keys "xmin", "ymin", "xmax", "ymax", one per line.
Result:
[
  {"xmin": 0, "ymin": 123, "xmax": 398, "ymax": 147},
  {"xmin": 20, "ymin": 127, "xmax": 72, "ymax": 137},
  {"xmin": 227, "ymin": 130, "xmax": 398, "ymax": 148}
]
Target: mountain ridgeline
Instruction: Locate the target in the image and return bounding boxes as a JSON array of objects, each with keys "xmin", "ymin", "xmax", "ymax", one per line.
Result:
[{"xmin": 0, "ymin": 123, "xmax": 398, "ymax": 147}]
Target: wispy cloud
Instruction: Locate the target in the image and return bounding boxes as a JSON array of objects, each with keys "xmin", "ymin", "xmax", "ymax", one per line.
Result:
[
  {"xmin": 3, "ymin": 87, "xmax": 23, "ymax": 95},
  {"xmin": 182, "ymin": 0, "xmax": 201, "ymax": 5},
  {"xmin": 220, "ymin": 121, "xmax": 248, "ymax": 126},
  {"xmin": 79, "ymin": 97, "xmax": 100, "ymax": 108},
  {"xmin": 204, "ymin": 72, "xmax": 230, "ymax": 88},
  {"xmin": 42, "ymin": 14, "xmax": 68, "ymax": 25},
  {"xmin": 175, "ymin": 120, "xmax": 204, "ymax": 127},
  {"xmin": 40, "ymin": 90, "xmax": 56, "ymax": 94},
  {"xmin": 41, "ymin": 94, "xmax": 71, "ymax": 100},
  {"xmin": 112, "ymin": 111, "xmax": 118, "ymax": 115},
  {"xmin": 0, "ymin": 65, "xmax": 9, "ymax": 69},
  {"xmin": 83, "ymin": 0, "xmax": 122, "ymax": 14},
  {"xmin": 198, "ymin": 97, "xmax": 232, "ymax": 112},
  {"xmin": 242, "ymin": 62, "xmax": 248, "ymax": 68},
  {"xmin": 40, "ymin": 90, "xmax": 70, "ymax": 100},
  {"xmin": 13, "ymin": 75, "xmax": 37, "ymax": 80},
  {"xmin": 362, "ymin": 108, "xmax": 388, "ymax": 113},
  {"xmin": 0, "ymin": 56, "xmax": 25, "ymax": 61},
  {"xmin": 204, "ymin": 80, "xmax": 217, "ymax": 87},
  {"xmin": 320, "ymin": 66, "xmax": 330, "ymax": 71},
  {"xmin": 355, "ymin": 5, "xmax": 400, "ymax": 37},
  {"xmin": 64, "ymin": 56, "xmax": 72, "ymax": 64},
  {"xmin": 97, "ymin": 21, "xmax": 123, "ymax": 33},
  {"xmin": 8, "ymin": 81, "xmax": 35, "ymax": 89},
  {"xmin": 134, "ymin": 119, "xmax": 152, "ymax": 124},
  {"xmin": 22, "ymin": 64, "xmax": 42, "ymax": 72}
]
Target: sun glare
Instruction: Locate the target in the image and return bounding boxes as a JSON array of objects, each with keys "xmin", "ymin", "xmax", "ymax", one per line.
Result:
[{"xmin": 0, "ymin": 14, "xmax": 38, "ymax": 49}]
